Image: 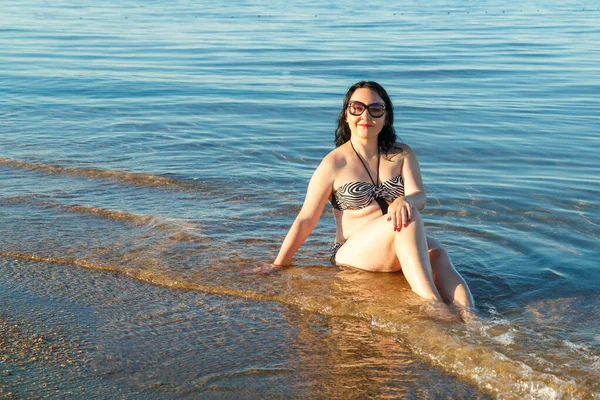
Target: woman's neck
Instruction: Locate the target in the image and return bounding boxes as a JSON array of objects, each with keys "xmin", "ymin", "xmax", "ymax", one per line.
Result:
[{"xmin": 349, "ymin": 136, "xmax": 379, "ymax": 159}]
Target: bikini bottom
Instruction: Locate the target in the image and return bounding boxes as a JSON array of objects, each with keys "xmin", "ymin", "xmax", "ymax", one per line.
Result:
[{"xmin": 329, "ymin": 242, "xmax": 345, "ymax": 265}]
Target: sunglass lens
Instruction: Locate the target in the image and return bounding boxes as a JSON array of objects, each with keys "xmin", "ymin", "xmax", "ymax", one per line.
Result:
[
  {"xmin": 369, "ymin": 104, "xmax": 385, "ymax": 117},
  {"xmin": 348, "ymin": 102, "xmax": 365, "ymax": 116}
]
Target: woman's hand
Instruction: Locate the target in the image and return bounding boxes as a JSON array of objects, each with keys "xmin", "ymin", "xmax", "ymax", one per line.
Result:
[
  {"xmin": 386, "ymin": 197, "xmax": 413, "ymax": 232},
  {"xmin": 242, "ymin": 263, "xmax": 283, "ymax": 275}
]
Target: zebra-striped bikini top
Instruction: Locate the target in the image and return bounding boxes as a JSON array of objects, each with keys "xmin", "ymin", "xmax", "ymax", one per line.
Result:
[
  {"xmin": 330, "ymin": 175, "xmax": 405, "ymax": 212},
  {"xmin": 330, "ymin": 141, "xmax": 404, "ymax": 214}
]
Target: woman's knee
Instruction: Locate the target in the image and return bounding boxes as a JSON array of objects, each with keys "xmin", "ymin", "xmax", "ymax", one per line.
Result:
[
  {"xmin": 427, "ymin": 237, "xmax": 452, "ymax": 261},
  {"xmin": 409, "ymin": 208, "xmax": 424, "ymax": 224},
  {"xmin": 390, "ymin": 209, "xmax": 424, "ymax": 238},
  {"xmin": 428, "ymin": 243, "xmax": 450, "ymax": 280},
  {"xmin": 429, "ymin": 246, "xmax": 448, "ymax": 261}
]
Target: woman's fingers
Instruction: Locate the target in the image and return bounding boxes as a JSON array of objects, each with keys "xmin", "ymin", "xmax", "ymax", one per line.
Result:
[
  {"xmin": 401, "ymin": 205, "xmax": 409, "ymax": 228},
  {"xmin": 388, "ymin": 200, "xmax": 413, "ymax": 232},
  {"xmin": 396, "ymin": 206, "xmax": 404, "ymax": 231},
  {"xmin": 388, "ymin": 209, "xmax": 397, "ymax": 231},
  {"xmin": 241, "ymin": 263, "xmax": 282, "ymax": 275},
  {"xmin": 389, "ymin": 211, "xmax": 397, "ymax": 231},
  {"xmin": 388, "ymin": 202, "xmax": 413, "ymax": 231}
]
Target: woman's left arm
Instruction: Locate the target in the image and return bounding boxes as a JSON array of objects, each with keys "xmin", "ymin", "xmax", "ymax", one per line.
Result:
[
  {"xmin": 400, "ymin": 144, "xmax": 426, "ymax": 211},
  {"xmin": 388, "ymin": 144, "xmax": 426, "ymax": 230},
  {"xmin": 272, "ymin": 156, "xmax": 335, "ymax": 266}
]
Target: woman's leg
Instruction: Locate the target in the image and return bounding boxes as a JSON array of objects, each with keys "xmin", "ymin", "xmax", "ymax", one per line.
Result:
[
  {"xmin": 427, "ymin": 237, "xmax": 475, "ymax": 308},
  {"xmin": 334, "ymin": 210, "xmax": 442, "ymax": 302}
]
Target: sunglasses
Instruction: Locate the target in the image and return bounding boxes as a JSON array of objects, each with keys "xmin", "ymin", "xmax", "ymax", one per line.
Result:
[{"xmin": 347, "ymin": 101, "xmax": 386, "ymax": 118}]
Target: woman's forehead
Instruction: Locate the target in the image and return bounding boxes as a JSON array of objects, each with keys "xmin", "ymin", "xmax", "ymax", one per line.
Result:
[{"xmin": 349, "ymin": 88, "xmax": 383, "ymax": 102}]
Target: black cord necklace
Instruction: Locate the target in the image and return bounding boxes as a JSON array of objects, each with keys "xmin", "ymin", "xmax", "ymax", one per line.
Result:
[
  {"xmin": 350, "ymin": 141, "xmax": 389, "ymax": 214},
  {"xmin": 350, "ymin": 141, "xmax": 379, "ymax": 185}
]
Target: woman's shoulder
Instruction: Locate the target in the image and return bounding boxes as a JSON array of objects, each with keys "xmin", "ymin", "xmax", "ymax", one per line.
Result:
[
  {"xmin": 309, "ymin": 146, "xmax": 348, "ymax": 184},
  {"xmin": 384, "ymin": 142, "xmax": 414, "ymax": 161},
  {"xmin": 321, "ymin": 144, "xmax": 350, "ymax": 170},
  {"xmin": 391, "ymin": 142, "xmax": 414, "ymax": 154}
]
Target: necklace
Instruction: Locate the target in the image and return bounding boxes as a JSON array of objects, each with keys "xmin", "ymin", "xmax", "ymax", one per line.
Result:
[
  {"xmin": 350, "ymin": 141, "xmax": 379, "ymax": 185},
  {"xmin": 349, "ymin": 141, "xmax": 389, "ymax": 214}
]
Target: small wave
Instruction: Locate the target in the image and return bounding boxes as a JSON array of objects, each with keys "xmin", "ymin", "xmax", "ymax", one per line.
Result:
[
  {"xmin": 1, "ymin": 195, "xmax": 211, "ymax": 243},
  {"xmin": 0, "ymin": 158, "xmax": 273, "ymax": 207},
  {"xmin": 1, "ymin": 252, "xmax": 273, "ymax": 302},
  {"xmin": 52, "ymin": 203, "xmax": 210, "ymax": 243},
  {"xmin": 0, "ymin": 157, "xmax": 200, "ymax": 190},
  {"xmin": 0, "ymin": 195, "xmax": 38, "ymax": 204},
  {"xmin": 492, "ymin": 331, "xmax": 515, "ymax": 346}
]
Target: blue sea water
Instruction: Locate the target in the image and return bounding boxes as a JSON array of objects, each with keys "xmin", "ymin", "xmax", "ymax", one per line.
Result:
[{"xmin": 1, "ymin": 0, "xmax": 599, "ymax": 398}]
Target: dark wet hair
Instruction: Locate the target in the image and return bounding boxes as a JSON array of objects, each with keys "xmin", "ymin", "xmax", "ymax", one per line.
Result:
[{"xmin": 334, "ymin": 81, "xmax": 397, "ymax": 153}]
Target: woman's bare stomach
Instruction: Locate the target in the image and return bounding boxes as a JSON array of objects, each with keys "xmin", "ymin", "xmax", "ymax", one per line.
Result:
[{"xmin": 334, "ymin": 204, "xmax": 386, "ymax": 243}]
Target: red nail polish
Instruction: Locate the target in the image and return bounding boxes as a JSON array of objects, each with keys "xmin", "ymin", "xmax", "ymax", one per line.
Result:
[
  {"xmin": 387, "ymin": 217, "xmax": 391, "ymax": 221},
  {"xmin": 404, "ymin": 224, "xmax": 407, "ymax": 228}
]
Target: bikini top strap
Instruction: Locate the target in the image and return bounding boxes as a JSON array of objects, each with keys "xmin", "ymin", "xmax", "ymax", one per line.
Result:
[
  {"xmin": 350, "ymin": 142, "xmax": 387, "ymax": 214},
  {"xmin": 350, "ymin": 141, "xmax": 379, "ymax": 185}
]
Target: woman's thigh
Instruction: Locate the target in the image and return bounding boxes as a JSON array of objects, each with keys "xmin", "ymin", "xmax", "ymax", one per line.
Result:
[{"xmin": 334, "ymin": 214, "xmax": 400, "ymax": 272}]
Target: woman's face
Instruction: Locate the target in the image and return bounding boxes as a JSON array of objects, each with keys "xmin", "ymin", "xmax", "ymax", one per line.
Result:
[{"xmin": 345, "ymin": 88, "xmax": 386, "ymax": 140}]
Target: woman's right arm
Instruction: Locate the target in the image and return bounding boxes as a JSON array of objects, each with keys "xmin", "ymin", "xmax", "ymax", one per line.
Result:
[{"xmin": 273, "ymin": 157, "xmax": 335, "ymax": 266}]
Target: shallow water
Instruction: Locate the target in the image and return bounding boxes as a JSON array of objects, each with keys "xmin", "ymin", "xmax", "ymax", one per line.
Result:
[{"xmin": 1, "ymin": 0, "xmax": 599, "ymax": 398}]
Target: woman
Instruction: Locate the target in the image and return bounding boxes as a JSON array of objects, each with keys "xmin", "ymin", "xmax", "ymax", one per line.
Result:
[{"xmin": 269, "ymin": 81, "xmax": 474, "ymax": 308}]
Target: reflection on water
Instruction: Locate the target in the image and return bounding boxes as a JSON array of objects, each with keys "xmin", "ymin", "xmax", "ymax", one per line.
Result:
[{"xmin": 1, "ymin": 258, "xmax": 489, "ymax": 399}]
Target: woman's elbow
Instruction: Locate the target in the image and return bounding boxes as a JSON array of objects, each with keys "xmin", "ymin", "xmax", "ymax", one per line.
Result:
[
  {"xmin": 411, "ymin": 193, "xmax": 426, "ymax": 212},
  {"xmin": 294, "ymin": 214, "xmax": 318, "ymax": 232}
]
